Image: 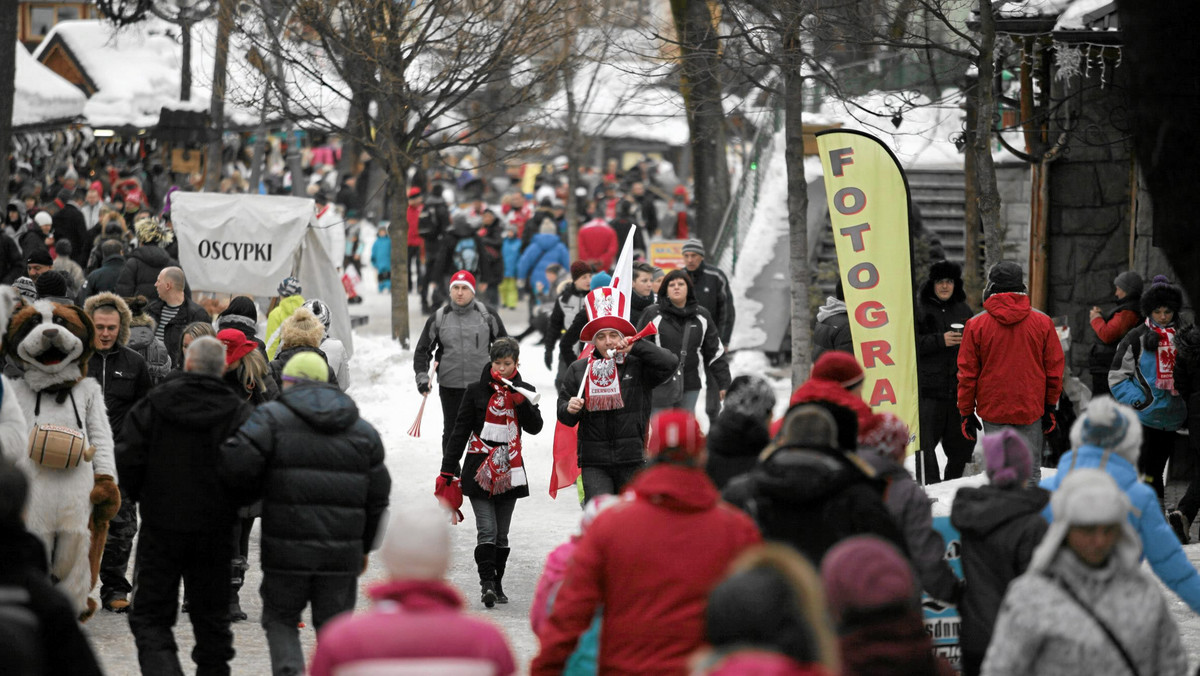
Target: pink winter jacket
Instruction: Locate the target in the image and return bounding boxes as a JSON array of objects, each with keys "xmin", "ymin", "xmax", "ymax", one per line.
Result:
[
  {"xmin": 531, "ymin": 538, "xmax": 579, "ymax": 638},
  {"xmin": 310, "ymin": 579, "xmax": 516, "ymax": 676}
]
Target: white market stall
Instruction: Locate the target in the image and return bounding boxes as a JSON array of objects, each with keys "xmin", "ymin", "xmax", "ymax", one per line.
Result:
[{"xmin": 170, "ymin": 192, "xmax": 353, "ymax": 356}]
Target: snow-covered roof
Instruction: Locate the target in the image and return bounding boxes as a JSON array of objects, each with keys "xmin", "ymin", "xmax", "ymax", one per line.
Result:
[
  {"xmin": 995, "ymin": 0, "xmax": 1073, "ymax": 19},
  {"xmin": 1054, "ymin": 0, "xmax": 1115, "ymax": 31},
  {"xmin": 33, "ymin": 19, "xmax": 265, "ymax": 130},
  {"xmin": 13, "ymin": 42, "xmax": 86, "ymax": 128}
]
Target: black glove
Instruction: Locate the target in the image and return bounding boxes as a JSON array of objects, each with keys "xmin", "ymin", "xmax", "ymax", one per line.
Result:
[
  {"xmin": 418, "ymin": 381, "xmax": 431, "ymax": 396},
  {"xmin": 1042, "ymin": 404, "xmax": 1057, "ymax": 436},
  {"xmin": 544, "ymin": 349, "xmax": 553, "ymax": 370},
  {"xmin": 961, "ymin": 415, "xmax": 981, "ymax": 441}
]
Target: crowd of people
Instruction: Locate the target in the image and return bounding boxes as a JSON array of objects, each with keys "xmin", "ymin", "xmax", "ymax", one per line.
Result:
[{"xmin": 1, "ymin": 150, "xmax": 1199, "ymax": 676}]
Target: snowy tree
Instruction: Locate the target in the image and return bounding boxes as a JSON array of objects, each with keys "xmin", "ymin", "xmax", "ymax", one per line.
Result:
[{"xmin": 233, "ymin": 0, "xmax": 569, "ymax": 347}]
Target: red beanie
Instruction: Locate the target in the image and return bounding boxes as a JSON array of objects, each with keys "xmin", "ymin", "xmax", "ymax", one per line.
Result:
[
  {"xmin": 821, "ymin": 536, "xmax": 918, "ymax": 622},
  {"xmin": 811, "ymin": 352, "xmax": 864, "ymax": 389},
  {"xmin": 570, "ymin": 261, "xmax": 593, "ymax": 279},
  {"xmin": 647, "ymin": 409, "xmax": 705, "ymax": 461},
  {"xmin": 449, "ymin": 270, "xmax": 476, "ymax": 292}
]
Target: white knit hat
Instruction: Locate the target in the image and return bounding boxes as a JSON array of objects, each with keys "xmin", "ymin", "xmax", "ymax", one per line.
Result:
[
  {"xmin": 378, "ymin": 502, "xmax": 451, "ymax": 581},
  {"xmin": 1069, "ymin": 396, "xmax": 1142, "ymax": 466},
  {"xmin": 1029, "ymin": 468, "xmax": 1141, "ymax": 573}
]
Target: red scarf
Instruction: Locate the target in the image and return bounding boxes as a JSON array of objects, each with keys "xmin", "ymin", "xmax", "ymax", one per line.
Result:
[
  {"xmin": 585, "ymin": 353, "xmax": 625, "ymax": 411},
  {"xmin": 472, "ymin": 370, "xmax": 527, "ymax": 495},
  {"xmin": 1148, "ymin": 319, "xmax": 1178, "ymax": 394}
]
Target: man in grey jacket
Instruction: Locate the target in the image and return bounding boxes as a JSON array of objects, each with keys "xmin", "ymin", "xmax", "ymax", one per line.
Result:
[{"xmin": 414, "ymin": 269, "xmax": 507, "ymax": 454}]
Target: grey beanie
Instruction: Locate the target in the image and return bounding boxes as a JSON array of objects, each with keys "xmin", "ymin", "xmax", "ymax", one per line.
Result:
[
  {"xmin": 681, "ymin": 239, "xmax": 706, "ymax": 257},
  {"xmin": 1113, "ymin": 271, "xmax": 1143, "ymax": 298}
]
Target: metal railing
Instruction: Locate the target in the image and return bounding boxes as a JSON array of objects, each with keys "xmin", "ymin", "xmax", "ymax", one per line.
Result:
[{"xmin": 712, "ymin": 97, "xmax": 785, "ymax": 275}]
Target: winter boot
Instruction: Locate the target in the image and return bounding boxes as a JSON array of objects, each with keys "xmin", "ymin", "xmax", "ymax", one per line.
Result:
[
  {"xmin": 229, "ymin": 556, "xmax": 249, "ymax": 622},
  {"xmin": 1169, "ymin": 510, "xmax": 1192, "ymax": 544},
  {"xmin": 494, "ymin": 547, "xmax": 510, "ymax": 604},
  {"xmin": 474, "ymin": 543, "xmax": 498, "ymax": 608}
]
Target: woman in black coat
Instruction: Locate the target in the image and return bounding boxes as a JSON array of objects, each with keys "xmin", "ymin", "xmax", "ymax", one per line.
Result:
[
  {"xmin": 636, "ymin": 268, "xmax": 731, "ymax": 415},
  {"xmin": 440, "ymin": 338, "xmax": 543, "ymax": 608}
]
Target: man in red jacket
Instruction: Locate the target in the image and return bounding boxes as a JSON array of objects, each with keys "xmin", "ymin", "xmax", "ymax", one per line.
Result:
[
  {"xmin": 957, "ymin": 261, "xmax": 1064, "ymax": 483},
  {"xmin": 531, "ymin": 409, "xmax": 762, "ymax": 675},
  {"xmin": 576, "ymin": 216, "xmax": 618, "ymax": 272}
]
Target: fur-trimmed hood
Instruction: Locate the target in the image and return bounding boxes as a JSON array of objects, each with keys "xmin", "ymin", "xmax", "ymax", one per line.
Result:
[
  {"xmin": 281, "ymin": 307, "xmax": 325, "ymax": 350},
  {"xmin": 83, "ymin": 292, "xmax": 132, "ymax": 346}
]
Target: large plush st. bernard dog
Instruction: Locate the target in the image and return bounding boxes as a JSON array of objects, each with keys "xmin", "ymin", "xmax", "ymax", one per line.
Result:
[{"xmin": 4, "ymin": 299, "xmax": 117, "ymax": 620}]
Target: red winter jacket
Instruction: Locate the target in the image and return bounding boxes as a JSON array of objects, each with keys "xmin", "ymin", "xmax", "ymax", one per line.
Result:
[
  {"xmin": 310, "ymin": 579, "xmax": 515, "ymax": 676},
  {"xmin": 1090, "ymin": 309, "xmax": 1140, "ymax": 344},
  {"xmin": 576, "ymin": 219, "xmax": 618, "ymax": 272},
  {"xmin": 957, "ymin": 293, "xmax": 1064, "ymax": 425},
  {"xmin": 531, "ymin": 464, "xmax": 762, "ymax": 676},
  {"xmin": 406, "ymin": 205, "xmax": 424, "ymax": 247}
]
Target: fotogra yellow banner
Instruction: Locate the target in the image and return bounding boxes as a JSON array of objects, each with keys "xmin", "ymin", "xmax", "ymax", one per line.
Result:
[{"xmin": 816, "ymin": 130, "xmax": 920, "ymax": 455}]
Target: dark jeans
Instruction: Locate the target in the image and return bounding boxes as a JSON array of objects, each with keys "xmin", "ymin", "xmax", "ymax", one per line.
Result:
[
  {"xmin": 1177, "ymin": 416, "xmax": 1200, "ymax": 521},
  {"xmin": 469, "ymin": 493, "xmax": 517, "ymax": 547},
  {"xmin": 129, "ymin": 526, "xmax": 234, "ymax": 676},
  {"xmin": 100, "ymin": 486, "xmax": 137, "ymax": 599},
  {"xmin": 1139, "ymin": 424, "xmax": 1179, "ymax": 505},
  {"xmin": 919, "ymin": 396, "xmax": 976, "ymax": 484},
  {"xmin": 704, "ymin": 371, "xmax": 722, "ymax": 422},
  {"xmin": 581, "ymin": 463, "xmax": 644, "ymax": 505},
  {"xmin": 260, "ymin": 572, "xmax": 358, "ymax": 676},
  {"xmin": 439, "ymin": 386, "xmax": 467, "ymax": 456},
  {"xmin": 407, "ymin": 245, "xmax": 422, "ymax": 290}
]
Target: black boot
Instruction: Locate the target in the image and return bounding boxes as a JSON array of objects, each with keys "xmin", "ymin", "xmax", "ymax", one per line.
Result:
[
  {"xmin": 474, "ymin": 544, "xmax": 498, "ymax": 608},
  {"xmin": 494, "ymin": 547, "xmax": 510, "ymax": 604},
  {"xmin": 229, "ymin": 556, "xmax": 249, "ymax": 622}
]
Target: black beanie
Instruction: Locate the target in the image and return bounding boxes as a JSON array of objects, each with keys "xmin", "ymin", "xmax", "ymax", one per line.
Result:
[
  {"xmin": 34, "ymin": 270, "xmax": 68, "ymax": 299},
  {"xmin": 984, "ymin": 261, "xmax": 1025, "ymax": 298}
]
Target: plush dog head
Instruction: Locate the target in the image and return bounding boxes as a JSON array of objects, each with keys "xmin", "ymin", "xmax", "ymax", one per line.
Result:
[{"xmin": 6, "ymin": 301, "xmax": 96, "ymax": 391}]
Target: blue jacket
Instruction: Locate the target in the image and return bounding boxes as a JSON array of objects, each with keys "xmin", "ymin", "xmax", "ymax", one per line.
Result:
[
  {"xmin": 1109, "ymin": 322, "xmax": 1186, "ymax": 431},
  {"xmin": 1041, "ymin": 444, "xmax": 1200, "ymax": 613},
  {"xmin": 518, "ymin": 233, "xmax": 570, "ymax": 295},
  {"xmin": 370, "ymin": 236, "xmax": 391, "ymax": 273},
  {"xmin": 502, "ymin": 236, "xmax": 522, "ymax": 278}
]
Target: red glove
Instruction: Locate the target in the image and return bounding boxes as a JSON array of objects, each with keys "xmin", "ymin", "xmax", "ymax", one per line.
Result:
[{"xmin": 1042, "ymin": 405, "xmax": 1057, "ymax": 436}]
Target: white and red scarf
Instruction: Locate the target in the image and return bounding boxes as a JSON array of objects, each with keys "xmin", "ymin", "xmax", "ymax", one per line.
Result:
[
  {"xmin": 1147, "ymin": 319, "xmax": 1178, "ymax": 394},
  {"xmin": 472, "ymin": 371, "xmax": 527, "ymax": 495},
  {"xmin": 585, "ymin": 353, "xmax": 625, "ymax": 411}
]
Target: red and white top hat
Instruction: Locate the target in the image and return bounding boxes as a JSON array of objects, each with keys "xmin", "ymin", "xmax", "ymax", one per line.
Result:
[
  {"xmin": 580, "ymin": 287, "xmax": 636, "ymax": 341},
  {"xmin": 448, "ymin": 270, "xmax": 476, "ymax": 293}
]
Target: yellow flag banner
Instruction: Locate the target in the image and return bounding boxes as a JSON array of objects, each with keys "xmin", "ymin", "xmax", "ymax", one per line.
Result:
[{"xmin": 816, "ymin": 130, "xmax": 920, "ymax": 455}]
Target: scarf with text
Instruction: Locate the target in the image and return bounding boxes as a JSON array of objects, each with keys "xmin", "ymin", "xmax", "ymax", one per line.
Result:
[
  {"xmin": 1147, "ymin": 319, "xmax": 1178, "ymax": 394},
  {"xmin": 585, "ymin": 352, "xmax": 625, "ymax": 411},
  {"xmin": 472, "ymin": 370, "xmax": 527, "ymax": 495}
]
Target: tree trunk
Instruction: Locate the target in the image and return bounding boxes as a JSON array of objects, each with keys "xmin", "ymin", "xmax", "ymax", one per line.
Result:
[
  {"xmin": 972, "ymin": 0, "xmax": 1004, "ymax": 270},
  {"xmin": 0, "ymin": 6, "xmax": 18, "ymax": 199},
  {"xmin": 387, "ymin": 161, "xmax": 412, "ymax": 347},
  {"xmin": 180, "ymin": 19, "xmax": 193, "ymax": 102},
  {"xmin": 962, "ymin": 82, "xmax": 982, "ymax": 309},
  {"xmin": 205, "ymin": 0, "xmax": 235, "ymax": 191},
  {"xmin": 563, "ymin": 67, "xmax": 581, "ymax": 260},
  {"xmin": 783, "ymin": 34, "xmax": 811, "ymax": 389},
  {"xmin": 679, "ymin": 0, "xmax": 730, "ymax": 248}
]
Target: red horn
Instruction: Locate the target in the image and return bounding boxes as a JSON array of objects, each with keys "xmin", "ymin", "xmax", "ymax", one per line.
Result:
[{"xmin": 629, "ymin": 322, "xmax": 657, "ymax": 344}]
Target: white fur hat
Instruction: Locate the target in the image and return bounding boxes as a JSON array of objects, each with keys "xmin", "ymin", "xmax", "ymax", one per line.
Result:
[
  {"xmin": 378, "ymin": 502, "xmax": 451, "ymax": 581},
  {"xmin": 1069, "ymin": 396, "xmax": 1142, "ymax": 465},
  {"xmin": 1029, "ymin": 468, "xmax": 1141, "ymax": 574}
]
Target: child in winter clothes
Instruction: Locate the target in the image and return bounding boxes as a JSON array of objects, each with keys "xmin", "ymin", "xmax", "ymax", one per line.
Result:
[
  {"xmin": 951, "ymin": 429, "xmax": 1050, "ymax": 676},
  {"xmin": 440, "ymin": 337, "xmax": 543, "ymax": 608},
  {"xmin": 370, "ymin": 226, "xmax": 391, "ymax": 292},
  {"xmin": 1041, "ymin": 396, "xmax": 1200, "ymax": 614},
  {"xmin": 500, "ymin": 225, "xmax": 521, "ymax": 310},
  {"xmin": 530, "ymin": 494, "xmax": 622, "ymax": 675},
  {"xmin": 1107, "ymin": 275, "xmax": 1186, "ymax": 503},
  {"xmin": 309, "ymin": 504, "xmax": 516, "ymax": 676},
  {"xmin": 822, "ymin": 536, "xmax": 955, "ymax": 676},
  {"xmin": 983, "ymin": 469, "xmax": 1187, "ymax": 676},
  {"xmin": 855, "ymin": 414, "xmax": 960, "ymax": 606}
]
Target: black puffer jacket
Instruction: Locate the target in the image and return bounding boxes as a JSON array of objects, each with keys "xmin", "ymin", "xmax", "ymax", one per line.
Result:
[
  {"xmin": 557, "ymin": 339, "xmax": 678, "ymax": 466},
  {"xmin": 220, "ymin": 382, "xmax": 391, "ymax": 574},
  {"xmin": 115, "ymin": 244, "xmax": 177, "ymax": 300},
  {"xmin": 812, "ymin": 297, "xmax": 853, "ymax": 361},
  {"xmin": 722, "ymin": 444, "xmax": 907, "ymax": 565},
  {"xmin": 441, "ymin": 366, "xmax": 543, "ymax": 499},
  {"xmin": 87, "ymin": 346, "xmax": 152, "ymax": 440},
  {"xmin": 117, "ymin": 373, "xmax": 253, "ymax": 534},
  {"xmin": 949, "ymin": 484, "xmax": 1049, "ymax": 668},
  {"xmin": 267, "ymin": 345, "xmax": 337, "ymax": 391},
  {"xmin": 705, "ymin": 410, "xmax": 770, "ymax": 490},
  {"xmin": 636, "ymin": 270, "xmax": 731, "ymax": 392},
  {"xmin": 1174, "ymin": 325, "xmax": 1200, "ymax": 433},
  {"xmin": 916, "ymin": 275, "xmax": 975, "ymax": 400}
]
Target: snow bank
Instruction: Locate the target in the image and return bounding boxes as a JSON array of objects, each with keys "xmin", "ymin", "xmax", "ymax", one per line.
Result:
[{"xmin": 12, "ymin": 42, "xmax": 85, "ymax": 128}]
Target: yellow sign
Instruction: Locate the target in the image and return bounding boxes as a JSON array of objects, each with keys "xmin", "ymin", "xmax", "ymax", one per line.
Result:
[
  {"xmin": 816, "ymin": 130, "xmax": 920, "ymax": 454},
  {"xmin": 521, "ymin": 163, "xmax": 541, "ymax": 196},
  {"xmin": 648, "ymin": 240, "xmax": 686, "ymax": 271}
]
